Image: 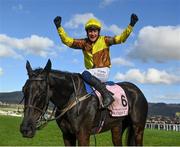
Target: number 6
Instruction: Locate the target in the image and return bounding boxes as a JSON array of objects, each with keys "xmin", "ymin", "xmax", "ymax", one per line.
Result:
[{"xmin": 121, "ymin": 95, "xmax": 127, "ymax": 107}]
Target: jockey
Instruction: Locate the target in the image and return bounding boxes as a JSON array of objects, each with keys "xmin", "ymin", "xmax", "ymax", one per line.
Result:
[{"xmin": 54, "ymin": 14, "xmax": 138, "ymax": 108}]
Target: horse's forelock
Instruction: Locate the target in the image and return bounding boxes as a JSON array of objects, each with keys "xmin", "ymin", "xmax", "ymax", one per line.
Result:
[{"xmin": 33, "ymin": 68, "xmax": 43, "ymax": 75}]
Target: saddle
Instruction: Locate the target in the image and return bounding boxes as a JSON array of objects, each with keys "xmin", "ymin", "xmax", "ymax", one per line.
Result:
[{"xmin": 83, "ymin": 81, "xmax": 129, "ymax": 117}]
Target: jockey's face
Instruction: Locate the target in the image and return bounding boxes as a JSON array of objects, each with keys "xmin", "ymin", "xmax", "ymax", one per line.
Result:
[{"xmin": 87, "ymin": 29, "xmax": 100, "ymax": 43}]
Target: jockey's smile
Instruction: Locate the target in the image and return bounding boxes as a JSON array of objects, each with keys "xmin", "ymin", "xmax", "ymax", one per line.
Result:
[
  {"xmin": 54, "ymin": 14, "xmax": 138, "ymax": 108},
  {"xmin": 87, "ymin": 29, "xmax": 99, "ymax": 43}
]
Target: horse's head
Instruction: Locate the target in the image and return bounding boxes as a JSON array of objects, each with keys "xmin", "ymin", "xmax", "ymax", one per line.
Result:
[{"xmin": 20, "ymin": 59, "xmax": 52, "ymax": 138}]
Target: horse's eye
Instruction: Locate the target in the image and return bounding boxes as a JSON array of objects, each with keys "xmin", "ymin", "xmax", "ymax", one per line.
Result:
[{"xmin": 36, "ymin": 97, "xmax": 41, "ymax": 102}]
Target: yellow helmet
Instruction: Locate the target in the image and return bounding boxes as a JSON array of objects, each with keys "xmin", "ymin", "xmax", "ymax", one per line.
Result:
[{"xmin": 85, "ymin": 18, "xmax": 102, "ymax": 30}]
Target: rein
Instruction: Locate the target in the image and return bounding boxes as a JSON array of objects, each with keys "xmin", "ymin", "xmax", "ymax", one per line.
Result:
[
  {"xmin": 22, "ymin": 72, "xmax": 102, "ymax": 146},
  {"xmin": 23, "ymin": 74, "xmax": 92, "ymax": 129},
  {"xmin": 22, "ymin": 76, "xmax": 51, "ymax": 129},
  {"xmin": 24, "ymin": 105, "xmax": 45, "ymax": 113},
  {"xmin": 39, "ymin": 75, "xmax": 91, "ymax": 126},
  {"xmin": 55, "ymin": 93, "xmax": 91, "ymax": 119}
]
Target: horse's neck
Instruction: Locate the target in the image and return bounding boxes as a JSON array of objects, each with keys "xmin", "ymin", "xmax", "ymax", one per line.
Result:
[{"xmin": 49, "ymin": 71, "xmax": 79, "ymax": 108}]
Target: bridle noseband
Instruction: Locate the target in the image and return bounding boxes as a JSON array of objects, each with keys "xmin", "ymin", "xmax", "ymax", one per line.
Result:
[
  {"xmin": 23, "ymin": 76, "xmax": 51, "ymax": 128},
  {"xmin": 22, "ymin": 74, "xmax": 92, "ymax": 130}
]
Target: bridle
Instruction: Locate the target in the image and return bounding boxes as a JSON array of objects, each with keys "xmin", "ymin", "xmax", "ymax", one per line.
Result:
[
  {"xmin": 22, "ymin": 74, "xmax": 92, "ymax": 130},
  {"xmin": 23, "ymin": 76, "xmax": 51, "ymax": 129}
]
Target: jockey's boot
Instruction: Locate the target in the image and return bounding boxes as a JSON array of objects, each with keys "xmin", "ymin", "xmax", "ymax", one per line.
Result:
[{"xmin": 82, "ymin": 71, "xmax": 114, "ymax": 108}]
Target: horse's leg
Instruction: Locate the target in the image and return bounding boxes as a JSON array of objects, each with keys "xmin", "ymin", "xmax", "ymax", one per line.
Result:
[
  {"xmin": 133, "ymin": 124, "xmax": 145, "ymax": 146},
  {"xmin": 128, "ymin": 105, "xmax": 147, "ymax": 146},
  {"xmin": 62, "ymin": 132, "xmax": 76, "ymax": 146},
  {"xmin": 56, "ymin": 119, "xmax": 76, "ymax": 146},
  {"xmin": 126, "ymin": 112, "xmax": 146, "ymax": 146},
  {"xmin": 120, "ymin": 82, "xmax": 148, "ymax": 146},
  {"xmin": 111, "ymin": 126, "xmax": 123, "ymax": 146},
  {"xmin": 76, "ymin": 129, "xmax": 91, "ymax": 146},
  {"xmin": 131, "ymin": 100, "xmax": 147, "ymax": 146}
]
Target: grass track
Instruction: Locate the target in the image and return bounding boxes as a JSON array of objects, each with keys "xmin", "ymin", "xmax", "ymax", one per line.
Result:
[{"xmin": 0, "ymin": 115, "xmax": 180, "ymax": 146}]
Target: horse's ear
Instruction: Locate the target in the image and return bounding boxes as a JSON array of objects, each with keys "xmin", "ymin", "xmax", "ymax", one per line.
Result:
[
  {"xmin": 43, "ymin": 59, "xmax": 52, "ymax": 73},
  {"xmin": 26, "ymin": 60, "xmax": 33, "ymax": 77}
]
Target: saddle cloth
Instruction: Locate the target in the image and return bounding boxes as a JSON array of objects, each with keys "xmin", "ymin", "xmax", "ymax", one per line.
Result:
[{"xmin": 84, "ymin": 81, "xmax": 128, "ymax": 117}]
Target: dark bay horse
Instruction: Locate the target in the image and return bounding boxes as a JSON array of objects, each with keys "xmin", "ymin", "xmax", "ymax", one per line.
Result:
[{"xmin": 20, "ymin": 60, "xmax": 148, "ymax": 146}]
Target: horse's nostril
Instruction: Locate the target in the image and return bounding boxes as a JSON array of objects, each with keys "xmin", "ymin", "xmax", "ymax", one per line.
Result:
[
  {"xmin": 20, "ymin": 122, "xmax": 36, "ymax": 138},
  {"xmin": 21, "ymin": 128, "xmax": 35, "ymax": 138},
  {"xmin": 23, "ymin": 130, "xmax": 34, "ymax": 138}
]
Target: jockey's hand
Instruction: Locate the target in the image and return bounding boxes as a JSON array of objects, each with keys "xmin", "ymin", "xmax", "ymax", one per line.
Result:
[
  {"xmin": 54, "ymin": 16, "xmax": 61, "ymax": 29},
  {"xmin": 130, "ymin": 13, "xmax": 138, "ymax": 27}
]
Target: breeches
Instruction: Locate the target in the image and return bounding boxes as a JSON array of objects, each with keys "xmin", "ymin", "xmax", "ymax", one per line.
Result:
[{"xmin": 83, "ymin": 67, "xmax": 110, "ymax": 82}]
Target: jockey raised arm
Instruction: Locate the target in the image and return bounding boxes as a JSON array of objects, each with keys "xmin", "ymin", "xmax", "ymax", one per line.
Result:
[{"xmin": 54, "ymin": 14, "xmax": 138, "ymax": 108}]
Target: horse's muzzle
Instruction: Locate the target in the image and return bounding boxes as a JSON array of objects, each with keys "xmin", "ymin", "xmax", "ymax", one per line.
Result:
[{"xmin": 20, "ymin": 120, "xmax": 36, "ymax": 138}]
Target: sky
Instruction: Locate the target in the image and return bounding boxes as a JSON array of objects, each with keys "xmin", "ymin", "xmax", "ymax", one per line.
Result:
[{"xmin": 0, "ymin": 0, "xmax": 179, "ymax": 104}]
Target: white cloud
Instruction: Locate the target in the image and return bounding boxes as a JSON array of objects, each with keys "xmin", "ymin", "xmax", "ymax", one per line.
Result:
[
  {"xmin": 0, "ymin": 44, "xmax": 23, "ymax": 59},
  {"xmin": 0, "ymin": 67, "xmax": 3, "ymax": 76},
  {"xmin": 114, "ymin": 68, "xmax": 180, "ymax": 84},
  {"xmin": 111, "ymin": 57, "xmax": 134, "ymax": 67},
  {"xmin": 12, "ymin": 4, "xmax": 29, "ymax": 13},
  {"xmin": 128, "ymin": 25, "xmax": 180, "ymax": 62},
  {"xmin": 104, "ymin": 24, "xmax": 123, "ymax": 35},
  {"xmin": 160, "ymin": 93, "xmax": 180, "ymax": 100},
  {"xmin": 152, "ymin": 92, "xmax": 180, "ymax": 103},
  {"xmin": 65, "ymin": 13, "xmax": 97, "ymax": 29},
  {"xmin": 99, "ymin": 0, "xmax": 117, "ymax": 7},
  {"xmin": 12, "ymin": 4, "xmax": 23, "ymax": 11},
  {"xmin": 0, "ymin": 34, "xmax": 56, "ymax": 58},
  {"xmin": 65, "ymin": 13, "xmax": 123, "ymax": 35}
]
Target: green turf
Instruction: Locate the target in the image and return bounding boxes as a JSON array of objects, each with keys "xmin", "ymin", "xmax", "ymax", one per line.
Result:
[{"xmin": 0, "ymin": 115, "xmax": 179, "ymax": 146}]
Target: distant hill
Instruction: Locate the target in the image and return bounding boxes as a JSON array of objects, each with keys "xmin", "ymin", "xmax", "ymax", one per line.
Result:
[
  {"xmin": 0, "ymin": 91, "xmax": 23, "ymax": 104},
  {"xmin": 148, "ymin": 102, "xmax": 180, "ymax": 117},
  {"xmin": 0, "ymin": 91, "xmax": 180, "ymax": 117}
]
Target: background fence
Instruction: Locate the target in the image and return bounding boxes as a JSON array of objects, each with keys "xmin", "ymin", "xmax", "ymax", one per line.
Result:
[{"xmin": 145, "ymin": 122, "xmax": 180, "ymax": 131}]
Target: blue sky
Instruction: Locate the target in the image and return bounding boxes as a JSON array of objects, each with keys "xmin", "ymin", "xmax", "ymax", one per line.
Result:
[{"xmin": 0, "ymin": 0, "xmax": 179, "ymax": 103}]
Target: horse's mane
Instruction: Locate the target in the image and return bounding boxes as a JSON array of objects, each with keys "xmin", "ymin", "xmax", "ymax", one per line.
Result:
[
  {"xmin": 51, "ymin": 69, "xmax": 79, "ymax": 77},
  {"xmin": 33, "ymin": 68, "xmax": 80, "ymax": 77}
]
